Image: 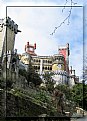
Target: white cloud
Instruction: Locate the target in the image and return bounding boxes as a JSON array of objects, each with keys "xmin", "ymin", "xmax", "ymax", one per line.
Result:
[
  {"xmin": 0, "ymin": 0, "xmax": 84, "ymax": 79},
  {"xmin": 7, "ymin": 7, "xmax": 65, "ymax": 55},
  {"xmin": 69, "ymin": 43, "xmax": 83, "ymax": 77},
  {"xmin": 0, "ymin": 0, "xmax": 6, "ymax": 18}
]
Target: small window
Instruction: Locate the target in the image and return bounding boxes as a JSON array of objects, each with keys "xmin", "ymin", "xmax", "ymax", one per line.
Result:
[
  {"xmin": 36, "ymin": 60, "xmax": 38, "ymax": 62},
  {"xmin": 45, "ymin": 67, "xmax": 47, "ymax": 70},
  {"xmin": 46, "ymin": 60, "xmax": 47, "ymax": 63}
]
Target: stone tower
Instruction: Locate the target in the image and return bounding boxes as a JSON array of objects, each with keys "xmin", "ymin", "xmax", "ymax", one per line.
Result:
[
  {"xmin": 58, "ymin": 43, "xmax": 70, "ymax": 73},
  {"xmin": 0, "ymin": 17, "xmax": 20, "ymax": 79},
  {"xmin": 0, "ymin": 17, "xmax": 20, "ymax": 60},
  {"xmin": 52, "ymin": 43, "xmax": 70, "ymax": 85},
  {"xmin": 52, "ymin": 54, "xmax": 68, "ymax": 85}
]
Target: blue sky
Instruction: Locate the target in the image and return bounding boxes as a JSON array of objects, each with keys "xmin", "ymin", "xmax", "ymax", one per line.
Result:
[{"xmin": 0, "ymin": 0, "xmax": 86, "ymax": 80}]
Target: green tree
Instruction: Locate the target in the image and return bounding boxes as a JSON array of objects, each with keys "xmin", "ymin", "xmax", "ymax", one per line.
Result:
[
  {"xmin": 6, "ymin": 78, "xmax": 13, "ymax": 90},
  {"xmin": 72, "ymin": 84, "xmax": 83, "ymax": 107},
  {"xmin": 0, "ymin": 77, "xmax": 5, "ymax": 89},
  {"xmin": 19, "ymin": 69, "xmax": 27, "ymax": 78},
  {"xmin": 84, "ymin": 55, "xmax": 87, "ymax": 84},
  {"xmin": 55, "ymin": 84, "xmax": 73, "ymax": 101},
  {"xmin": 43, "ymin": 72, "xmax": 55, "ymax": 92},
  {"xmin": 27, "ymin": 61, "xmax": 42, "ymax": 87},
  {"xmin": 83, "ymin": 84, "xmax": 87, "ymax": 110}
]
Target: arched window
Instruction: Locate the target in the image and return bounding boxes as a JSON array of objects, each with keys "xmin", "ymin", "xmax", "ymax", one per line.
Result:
[
  {"xmin": 50, "ymin": 67, "xmax": 52, "ymax": 70},
  {"xmin": 46, "ymin": 60, "xmax": 47, "ymax": 63},
  {"xmin": 45, "ymin": 67, "xmax": 47, "ymax": 70},
  {"xmin": 34, "ymin": 66, "xmax": 37, "ymax": 69}
]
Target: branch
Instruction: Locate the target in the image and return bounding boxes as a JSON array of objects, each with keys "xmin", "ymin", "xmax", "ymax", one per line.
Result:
[
  {"xmin": 50, "ymin": 0, "xmax": 77, "ymax": 36},
  {"xmin": 62, "ymin": 0, "xmax": 68, "ymax": 13}
]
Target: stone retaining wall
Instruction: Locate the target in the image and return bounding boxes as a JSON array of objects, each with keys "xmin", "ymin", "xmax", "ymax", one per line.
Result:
[{"xmin": 6, "ymin": 92, "xmax": 48, "ymax": 117}]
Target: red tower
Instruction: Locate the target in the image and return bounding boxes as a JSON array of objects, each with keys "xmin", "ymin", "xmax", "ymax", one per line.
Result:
[
  {"xmin": 25, "ymin": 41, "xmax": 37, "ymax": 56},
  {"xmin": 58, "ymin": 43, "xmax": 70, "ymax": 73}
]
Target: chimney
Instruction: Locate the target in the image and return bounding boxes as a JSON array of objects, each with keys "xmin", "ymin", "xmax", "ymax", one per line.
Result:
[
  {"xmin": 25, "ymin": 45, "xmax": 26, "ymax": 51},
  {"xmin": 70, "ymin": 66, "xmax": 72, "ymax": 74},
  {"xmin": 73, "ymin": 70, "xmax": 75, "ymax": 82},
  {"xmin": 74, "ymin": 70, "xmax": 75, "ymax": 75},
  {"xmin": 34, "ymin": 43, "xmax": 36, "ymax": 49},
  {"xmin": 66, "ymin": 43, "xmax": 70, "ymax": 56},
  {"xmin": 27, "ymin": 42, "xmax": 29, "ymax": 47},
  {"xmin": 66, "ymin": 43, "xmax": 69, "ymax": 48}
]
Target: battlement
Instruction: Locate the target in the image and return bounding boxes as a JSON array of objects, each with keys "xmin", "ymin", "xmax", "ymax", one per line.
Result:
[
  {"xmin": 52, "ymin": 70, "xmax": 68, "ymax": 76},
  {"xmin": 25, "ymin": 41, "xmax": 37, "ymax": 56},
  {"xmin": 0, "ymin": 17, "xmax": 21, "ymax": 60},
  {"xmin": 0, "ymin": 17, "xmax": 19, "ymax": 34},
  {"xmin": 6, "ymin": 17, "xmax": 18, "ymax": 34}
]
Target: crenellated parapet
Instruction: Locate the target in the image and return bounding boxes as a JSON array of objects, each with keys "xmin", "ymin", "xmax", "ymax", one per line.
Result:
[
  {"xmin": 0, "ymin": 17, "xmax": 21, "ymax": 60},
  {"xmin": 6, "ymin": 17, "xmax": 19, "ymax": 34},
  {"xmin": 0, "ymin": 17, "xmax": 20, "ymax": 34},
  {"xmin": 25, "ymin": 41, "xmax": 37, "ymax": 56}
]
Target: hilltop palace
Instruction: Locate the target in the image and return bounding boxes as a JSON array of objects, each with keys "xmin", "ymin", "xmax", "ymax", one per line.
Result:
[{"xmin": 0, "ymin": 17, "xmax": 79, "ymax": 87}]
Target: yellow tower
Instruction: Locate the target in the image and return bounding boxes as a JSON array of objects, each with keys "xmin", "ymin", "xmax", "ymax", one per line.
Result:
[{"xmin": 52, "ymin": 54, "xmax": 65, "ymax": 71}]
